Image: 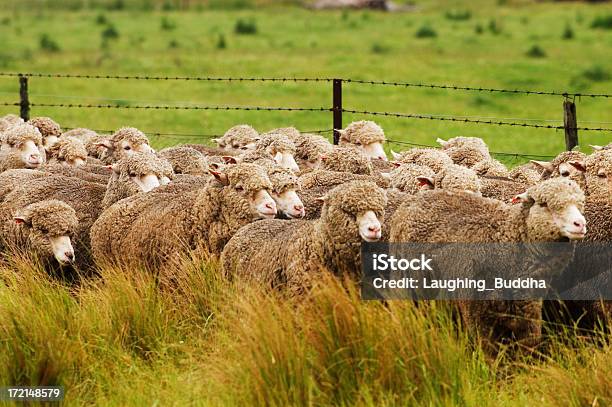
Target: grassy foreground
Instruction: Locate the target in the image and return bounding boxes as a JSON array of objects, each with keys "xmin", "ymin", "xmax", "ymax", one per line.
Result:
[
  {"xmin": 0, "ymin": 1, "xmax": 610, "ymax": 163},
  {"xmin": 0, "ymin": 253, "xmax": 610, "ymax": 406}
]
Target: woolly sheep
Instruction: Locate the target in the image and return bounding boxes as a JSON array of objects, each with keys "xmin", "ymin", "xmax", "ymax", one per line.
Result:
[
  {"xmin": 471, "ymin": 158, "xmax": 509, "ymax": 177},
  {"xmin": 0, "ymin": 123, "xmax": 45, "ymax": 172},
  {"xmin": 390, "ymin": 178, "xmax": 587, "ymax": 346},
  {"xmin": 90, "ymin": 163, "xmax": 277, "ymax": 268},
  {"xmin": 436, "ymin": 136, "xmax": 491, "ymax": 167},
  {"xmin": 158, "ymin": 146, "xmax": 210, "ymax": 176},
  {"xmin": 321, "ymin": 146, "xmax": 374, "ymax": 175},
  {"xmin": 509, "ymin": 163, "xmax": 542, "ymax": 186},
  {"xmin": 289, "ymin": 131, "xmax": 333, "ymax": 171},
  {"xmin": 62, "ymin": 127, "xmax": 99, "ymax": 145},
  {"xmin": 46, "ymin": 136, "xmax": 88, "ymax": 167},
  {"xmin": 390, "ymin": 148, "xmax": 453, "ymax": 173},
  {"xmin": 213, "ymin": 124, "xmax": 260, "ymax": 151},
  {"xmin": 337, "ymin": 120, "xmax": 387, "ymax": 161},
  {"xmin": 0, "ymin": 199, "xmax": 78, "ymax": 266},
  {"xmin": 28, "ymin": 116, "xmax": 62, "ymax": 152},
  {"xmin": 255, "ymin": 132, "xmax": 300, "ymax": 172},
  {"xmin": 261, "ymin": 161, "xmax": 305, "ymax": 219},
  {"xmin": 531, "ymin": 151, "xmax": 587, "ymax": 191},
  {"xmin": 221, "ymin": 180, "xmax": 387, "ymax": 295},
  {"xmin": 389, "ymin": 163, "xmax": 436, "ymax": 194},
  {"xmin": 97, "ymin": 127, "xmax": 155, "ymax": 164},
  {"xmin": 3, "ymin": 153, "xmax": 172, "ymax": 269},
  {"xmin": 416, "ymin": 163, "xmax": 482, "ymax": 195}
]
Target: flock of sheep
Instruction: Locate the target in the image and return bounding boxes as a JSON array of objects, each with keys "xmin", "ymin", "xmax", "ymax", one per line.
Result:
[{"xmin": 0, "ymin": 112, "xmax": 610, "ymax": 348}]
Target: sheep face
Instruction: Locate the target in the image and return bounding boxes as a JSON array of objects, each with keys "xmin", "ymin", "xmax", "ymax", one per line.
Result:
[
  {"xmin": 577, "ymin": 150, "xmax": 612, "ymax": 199},
  {"xmin": 112, "ymin": 153, "xmax": 174, "ymax": 193},
  {"xmin": 272, "ymin": 189, "xmax": 305, "ymax": 219},
  {"xmin": 357, "ymin": 210, "xmax": 382, "ymax": 242},
  {"xmin": 14, "ymin": 201, "xmax": 78, "ymax": 265},
  {"xmin": 12, "ymin": 139, "xmax": 43, "ymax": 168},
  {"xmin": 514, "ymin": 179, "xmax": 586, "ymax": 241},
  {"xmin": 118, "ymin": 139, "xmax": 155, "ymax": 160},
  {"xmin": 43, "ymin": 135, "xmax": 60, "ymax": 151},
  {"xmin": 361, "ymin": 142, "xmax": 388, "ymax": 161},
  {"xmin": 272, "ymin": 150, "xmax": 300, "ymax": 173}
]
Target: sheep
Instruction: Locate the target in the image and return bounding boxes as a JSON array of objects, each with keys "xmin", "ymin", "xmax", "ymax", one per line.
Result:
[
  {"xmin": 287, "ymin": 131, "xmax": 333, "ymax": 171},
  {"xmin": 509, "ymin": 163, "xmax": 542, "ymax": 186},
  {"xmin": 436, "ymin": 136, "xmax": 491, "ymax": 167},
  {"xmin": 28, "ymin": 116, "xmax": 62, "ymax": 152},
  {"xmin": 390, "ymin": 148, "xmax": 453, "ymax": 173},
  {"xmin": 0, "ymin": 123, "xmax": 45, "ymax": 172},
  {"xmin": 0, "ymin": 199, "xmax": 78, "ymax": 266},
  {"xmin": 96, "ymin": 127, "xmax": 155, "ymax": 164},
  {"xmin": 321, "ymin": 146, "xmax": 374, "ymax": 175},
  {"xmin": 389, "ymin": 163, "xmax": 436, "ymax": 194},
  {"xmin": 531, "ymin": 151, "xmax": 587, "ymax": 191},
  {"xmin": 337, "ymin": 120, "xmax": 387, "ymax": 161},
  {"xmin": 236, "ymin": 132, "xmax": 299, "ymax": 172},
  {"xmin": 471, "ymin": 158, "xmax": 509, "ymax": 177},
  {"xmin": 158, "ymin": 146, "xmax": 210, "ymax": 176},
  {"xmin": 62, "ymin": 127, "xmax": 99, "ymax": 145},
  {"xmin": 1, "ymin": 113, "xmax": 24, "ymax": 126},
  {"xmin": 46, "ymin": 136, "xmax": 88, "ymax": 167},
  {"xmin": 260, "ymin": 161, "xmax": 305, "ymax": 219},
  {"xmin": 221, "ymin": 180, "xmax": 387, "ymax": 295},
  {"xmin": 415, "ymin": 163, "xmax": 482, "ymax": 195},
  {"xmin": 471, "ymin": 159, "xmax": 539, "ymax": 204},
  {"xmin": 2, "ymin": 153, "xmax": 172, "ymax": 269},
  {"xmin": 212, "ymin": 124, "xmax": 260, "ymax": 151},
  {"xmin": 0, "ymin": 169, "xmax": 51, "ymax": 202},
  {"xmin": 90, "ymin": 163, "xmax": 277, "ymax": 269},
  {"xmin": 181, "ymin": 143, "xmax": 239, "ymax": 157},
  {"xmin": 389, "ymin": 178, "xmax": 587, "ymax": 347}
]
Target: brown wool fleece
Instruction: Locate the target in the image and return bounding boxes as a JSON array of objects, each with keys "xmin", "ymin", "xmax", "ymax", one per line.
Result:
[
  {"xmin": 47, "ymin": 136, "xmax": 88, "ymax": 164},
  {"xmin": 158, "ymin": 146, "xmax": 209, "ymax": 176},
  {"xmin": 471, "ymin": 158, "xmax": 509, "ymax": 177},
  {"xmin": 182, "ymin": 144, "xmax": 239, "ymax": 157},
  {"xmin": 0, "ymin": 169, "xmax": 50, "ymax": 201},
  {"xmin": 389, "ymin": 164, "xmax": 435, "ymax": 194},
  {"xmin": 256, "ymin": 132, "xmax": 297, "ymax": 155},
  {"xmin": 338, "ymin": 120, "xmax": 385, "ymax": 146},
  {"xmin": 221, "ymin": 180, "xmax": 387, "ymax": 295},
  {"xmin": 42, "ymin": 163, "xmax": 110, "ymax": 184},
  {"xmin": 215, "ymin": 124, "xmax": 260, "ymax": 149},
  {"xmin": 63, "ymin": 128, "xmax": 99, "ymax": 144},
  {"xmin": 394, "ymin": 148, "xmax": 453, "ymax": 173},
  {"xmin": 90, "ymin": 163, "xmax": 273, "ymax": 269},
  {"xmin": 510, "ymin": 163, "xmax": 541, "ymax": 186},
  {"xmin": 291, "ymin": 132, "xmax": 333, "ymax": 162},
  {"xmin": 3, "ymin": 123, "xmax": 43, "ymax": 147},
  {"xmin": 321, "ymin": 146, "xmax": 373, "ymax": 175},
  {"xmin": 28, "ymin": 117, "xmax": 62, "ymax": 138},
  {"xmin": 434, "ymin": 164, "xmax": 481, "ymax": 194},
  {"xmin": 0, "ymin": 199, "xmax": 78, "ymax": 265}
]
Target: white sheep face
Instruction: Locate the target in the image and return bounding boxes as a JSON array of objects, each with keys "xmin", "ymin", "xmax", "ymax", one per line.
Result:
[
  {"xmin": 272, "ymin": 189, "xmax": 305, "ymax": 219},
  {"xmin": 551, "ymin": 204, "xmax": 587, "ymax": 239},
  {"xmin": 18, "ymin": 140, "xmax": 43, "ymax": 168},
  {"xmin": 250, "ymin": 189, "xmax": 277, "ymax": 219},
  {"xmin": 48, "ymin": 235, "xmax": 75, "ymax": 265},
  {"xmin": 43, "ymin": 135, "xmax": 59, "ymax": 151},
  {"xmin": 119, "ymin": 140, "xmax": 155, "ymax": 160},
  {"xmin": 273, "ymin": 151, "xmax": 300, "ymax": 173},
  {"xmin": 61, "ymin": 157, "xmax": 86, "ymax": 168},
  {"xmin": 357, "ymin": 210, "xmax": 382, "ymax": 242},
  {"xmin": 362, "ymin": 142, "xmax": 388, "ymax": 161},
  {"xmin": 131, "ymin": 173, "xmax": 162, "ymax": 193}
]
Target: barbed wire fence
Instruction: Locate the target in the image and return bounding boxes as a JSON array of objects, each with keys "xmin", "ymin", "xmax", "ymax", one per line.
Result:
[{"xmin": 1, "ymin": 72, "xmax": 611, "ymax": 161}]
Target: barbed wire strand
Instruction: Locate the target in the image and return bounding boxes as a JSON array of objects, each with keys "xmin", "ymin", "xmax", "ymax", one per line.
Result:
[{"xmin": 0, "ymin": 72, "xmax": 610, "ymax": 98}]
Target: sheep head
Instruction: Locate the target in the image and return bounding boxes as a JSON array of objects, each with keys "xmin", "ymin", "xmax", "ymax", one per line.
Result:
[
  {"xmin": 47, "ymin": 136, "xmax": 88, "ymax": 167},
  {"xmin": 2, "ymin": 123, "xmax": 45, "ymax": 168},
  {"xmin": 14, "ymin": 200, "xmax": 78, "ymax": 265},
  {"xmin": 98, "ymin": 127, "xmax": 155, "ymax": 164},
  {"xmin": 337, "ymin": 120, "xmax": 387, "ymax": 161},
  {"xmin": 266, "ymin": 165, "xmax": 304, "ymax": 219},
  {"xmin": 321, "ymin": 146, "xmax": 373, "ymax": 175},
  {"xmin": 111, "ymin": 152, "xmax": 174, "ymax": 193},
  {"xmin": 513, "ymin": 178, "xmax": 586, "ymax": 241},
  {"xmin": 28, "ymin": 116, "xmax": 62, "ymax": 151}
]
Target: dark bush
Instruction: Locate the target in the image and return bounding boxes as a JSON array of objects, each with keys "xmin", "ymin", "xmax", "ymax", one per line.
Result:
[
  {"xmin": 168, "ymin": 39, "xmax": 180, "ymax": 49},
  {"xmin": 445, "ymin": 10, "xmax": 472, "ymax": 21},
  {"xmin": 526, "ymin": 44, "xmax": 546, "ymax": 58},
  {"xmin": 39, "ymin": 34, "xmax": 60, "ymax": 52},
  {"xmin": 234, "ymin": 18, "xmax": 257, "ymax": 35},
  {"xmin": 591, "ymin": 15, "xmax": 612, "ymax": 30},
  {"xmin": 415, "ymin": 24, "xmax": 437, "ymax": 38},
  {"xmin": 488, "ymin": 19, "xmax": 502, "ymax": 34},
  {"xmin": 475, "ymin": 24, "xmax": 483, "ymax": 34},
  {"xmin": 562, "ymin": 24, "xmax": 574, "ymax": 39},
  {"xmin": 217, "ymin": 34, "xmax": 227, "ymax": 49},
  {"xmin": 102, "ymin": 25, "xmax": 120, "ymax": 40},
  {"xmin": 161, "ymin": 17, "xmax": 176, "ymax": 31},
  {"xmin": 582, "ymin": 65, "xmax": 610, "ymax": 82},
  {"xmin": 371, "ymin": 43, "xmax": 390, "ymax": 54},
  {"xmin": 95, "ymin": 14, "xmax": 107, "ymax": 25}
]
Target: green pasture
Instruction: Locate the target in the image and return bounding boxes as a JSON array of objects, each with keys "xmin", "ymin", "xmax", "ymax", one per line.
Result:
[{"xmin": 0, "ymin": 1, "xmax": 610, "ymax": 163}]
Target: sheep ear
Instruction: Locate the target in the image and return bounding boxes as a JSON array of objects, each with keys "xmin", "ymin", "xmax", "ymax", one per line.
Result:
[
  {"xmin": 14, "ymin": 215, "xmax": 32, "ymax": 227},
  {"xmin": 94, "ymin": 139, "xmax": 113, "ymax": 150},
  {"xmin": 436, "ymin": 138, "xmax": 448, "ymax": 147},
  {"xmin": 390, "ymin": 150, "xmax": 401, "ymax": 160},
  {"xmin": 511, "ymin": 191, "xmax": 530, "ymax": 204},
  {"xmin": 568, "ymin": 160, "xmax": 586, "ymax": 173},
  {"xmin": 530, "ymin": 160, "xmax": 554, "ymax": 173},
  {"xmin": 416, "ymin": 176, "xmax": 435, "ymax": 190},
  {"xmin": 590, "ymin": 144, "xmax": 603, "ymax": 151},
  {"xmin": 222, "ymin": 156, "xmax": 237, "ymax": 165},
  {"xmin": 391, "ymin": 161, "xmax": 401, "ymax": 168},
  {"xmin": 210, "ymin": 170, "xmax": 229, "ymax": 186}
]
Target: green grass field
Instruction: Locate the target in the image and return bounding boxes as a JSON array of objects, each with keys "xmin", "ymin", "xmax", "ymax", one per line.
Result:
[
  {"xmin": 0, "ymin": 2, "xmax": 612, "ymax": 405},
  {"xmin": 0, "ymin": 0, "xmax": 611, "ymax": 163}
]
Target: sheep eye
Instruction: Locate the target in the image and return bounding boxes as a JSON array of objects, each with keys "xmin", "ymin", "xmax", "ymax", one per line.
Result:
[
  {"xmin": 124, "ymin": 146, "xmax": 131, "ymax": 151},
  {"xmin": 597, "ymin": 172, "xmax": 607, "ymax": 178},
  {"xmin": 240, "ymin": 146, "xmax": 248, "ymax": 150},
  {"xmin": 560, "ymin": 171, "xmax": 570, "ymax": 177},
  {"xmin": 40, "ymin": 227, "xmax": 48, "ymax": 234},
  {"xmin": 235, "ymin": 186, "xmax": 244, "ymax": 192},
  {"xmin": 539, "ymin": 202, "xmax": 548, "ymax": 208},
  {"xmin": 129, "ymin": 172, "xmax": 137, "ymax": 178}
]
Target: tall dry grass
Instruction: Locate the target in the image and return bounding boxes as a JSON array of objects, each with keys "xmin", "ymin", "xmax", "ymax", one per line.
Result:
[{"xmin": 0, "ymin": 252, "xmax": 610, "ymax": 406}]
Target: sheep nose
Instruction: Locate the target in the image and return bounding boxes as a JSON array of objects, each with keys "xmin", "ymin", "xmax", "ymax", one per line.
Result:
[
  {"xmin": 294, "ymin": 204, "xmax": 304, "ymax": 212},
  {"xmin": 30, "ymin": 153, "xmax": 40, "ymax": 160},
  {"xmin": 265, "ymin": 203, "xmax": 274, "ymax": 210},
  {"xmin": 368, "ymin": 225, "xmax": 381, "ymax": 233}
]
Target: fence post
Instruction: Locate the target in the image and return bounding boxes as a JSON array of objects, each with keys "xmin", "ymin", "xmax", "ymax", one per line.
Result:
[
  {"xmin": 332, "ymin": 79, "xmax": 342, "ymax": 145},
  {"xmin": 563, "ymin": 97, "xmax": 578, "ymax": 151},
  {"xmin": 19, "ymin": 75, "xmax": 30, "ymax": 121}
]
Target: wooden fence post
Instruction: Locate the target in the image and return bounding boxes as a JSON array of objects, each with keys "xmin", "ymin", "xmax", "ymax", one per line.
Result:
[
  {"xmin": 332, "ymin": 79, "xmax": 342, "ymax": 145},
  {"xmin": 19, "ymin": 75, "xmax": 30, "ymax": 121},
  {"xmin": 563, "ymin": 97, "xmax": 578, "ymax": 151}
]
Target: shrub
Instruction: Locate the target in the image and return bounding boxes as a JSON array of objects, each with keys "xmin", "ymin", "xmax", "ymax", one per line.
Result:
[
  {"xmin": 371, "ymin": 43, "xmax": 390, "ymax": 54},
  {"xmin": 475, "ymin": 24, "xmax": 483, "ymax": 34},
  {"xmin": 234, "ymin": 18, "xmax": 257, "ymax": 35},
  {"xmin": 168, "ymin": 39, "xmax": 180, "ymax": 49},
  {"xmin": 39, "ymin": 34, "xmax": 60, "ymax": 52},
  {"xmin": 488, "ymin": 18, "xmax": 502, "ymax": 34},
  {"xmin": 591, "ymin": 15, "xmax": 612, "ymax": 30},
  {"xmin": 161, "ymin": 17, "xmax": 176, "ymax": 31},
  {"xmin": 444, "ymin": 10, "xmax": 471, "ymax": 21},
  {"xmin": 415, "ymin": 24, "xmax": 437, "ymax": 38},
  {"xmin": 526, "ymin": 44, "xmax": 546, "ymax": 58},
  {"xmin": 581, "ymin": 65, "xmax": 610, "ymax": 82},
  {"xmin": 95, "ymin": 14, "xmax": 107, "ymax": 25},
  {"xmin": 562, "ymin": 24, "xmax": 574, "ymax": 40},
  {"xmin": 216, "ymin": 34, "xmax": 227, "ymax": 49}
]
